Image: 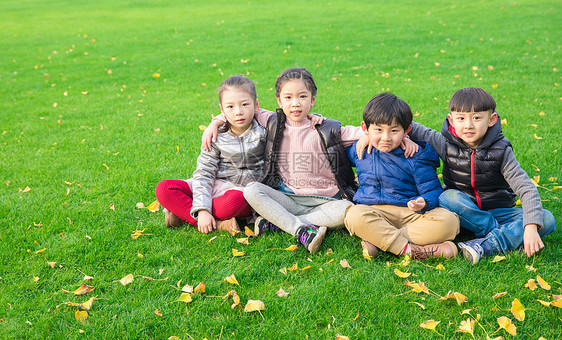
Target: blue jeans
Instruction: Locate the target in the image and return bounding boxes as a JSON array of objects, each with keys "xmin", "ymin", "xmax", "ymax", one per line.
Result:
[{"xmin": 439, "ymin": 189, "xmax": 555, "ymax": 254}]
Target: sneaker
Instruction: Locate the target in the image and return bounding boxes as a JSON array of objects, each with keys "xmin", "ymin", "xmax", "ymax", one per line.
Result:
[
  {"xmin": 296, "ymin": 225, "xmax": 327, "ymax": 254},
  {"xmin": 216, "ymin": 217, "xmax": 240, "ymax": 236},
  {"xmin": 458, "ymin": 238, "xmax": 485, "ymax": 265},
  {"xmin": 409, "ymin": 241, "xmax": 458, "ymax": 260},
  {"xmin": 361, "ymin": 240, "xmax": 379, "ymax": 258},
  {"xmin": 165, "ymin": 210, "xmax": 185, "ymax": 228},
  {"xmin": 254, "ymin": 216, "xmax": 280, "ymax": 236}
]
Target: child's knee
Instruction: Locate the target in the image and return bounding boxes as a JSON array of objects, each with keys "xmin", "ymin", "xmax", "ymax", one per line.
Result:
[
  {"xmin": 344, "ymin": 205, "xmax": 363, "ymax": 233},
  {"xmin": 243, "ymin": 182, "xmax": 260, "ymax": 200},
  {"xmin": 540, "ymin": 210, "xmax": 556, "ymax": 237},
  {"xmin": 438, "ymin": 189, "xmax": 461, "ymax": 207}
]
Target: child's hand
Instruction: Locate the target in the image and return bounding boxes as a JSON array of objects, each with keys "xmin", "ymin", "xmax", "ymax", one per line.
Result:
[
  {"xmin": 308, "ymin": 113, "xmax": 326, "ymax": 129},
  {"xmin": 197, "ymin": 210, "xmax": 216, "ymax": 234},
  {"xmin": 201, "ymin": 120, "xmax": 222, "ymax": 152},
  {"xmin": 407, "ymin": 197, "xmax": 427, "ymax": 212},
  {"xmin": 401, "ymin": 137, "xmax": 419, "ymax": 158},
  {"xmin": 523, "ymin": 224, "xmax": 544, "ymax": 257},
  {"xmin": 356, "ymin": 135, "xmax": 372, "ymax": 160}
]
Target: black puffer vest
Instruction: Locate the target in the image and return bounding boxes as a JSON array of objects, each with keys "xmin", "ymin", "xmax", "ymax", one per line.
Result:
[
  {"xmin": 261, "ymin": 109, "xmax": 358, "ymax": 201},
  {"xmin": 441, "ymin": 115, "xmax": 517, "ymax": 210}
]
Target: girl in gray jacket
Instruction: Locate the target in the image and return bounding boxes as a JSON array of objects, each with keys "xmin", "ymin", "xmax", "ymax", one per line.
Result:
[{"xmin": 155, "ymin": 75, "xmax": 265, "ymax": 234}]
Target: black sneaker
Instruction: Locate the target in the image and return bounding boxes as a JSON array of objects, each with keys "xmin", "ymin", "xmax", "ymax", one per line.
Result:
[
  {"xmin": 254, "ymin": 217, "xmax": 280, "ymax": 236},
  {"xmin": 297, "ymin": 225, "xmax": 327, "ymax": 254}
]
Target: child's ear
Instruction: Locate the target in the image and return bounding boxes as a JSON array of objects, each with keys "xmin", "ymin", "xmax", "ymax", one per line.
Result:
[
  {"xmin": 488, "ymin": 111, "xmax": 498, "ymax": 127},
  {"xmin": 276, "ymin": 96, "xmax": 282, "ymax": 107},
  {"xmin": 255, "ymin": 99, "xmax": 260, "ymax": 111},
  {"xmin": 447, "ymin": 113, "xmax": 454, "ymax": 125},
  {"xmin": 405, "ymin": 125, "xmax": 412, "ymax": 134},
  {"xmin": 361, "ymin": 121, "xmax": 368, "ymax": 134}
]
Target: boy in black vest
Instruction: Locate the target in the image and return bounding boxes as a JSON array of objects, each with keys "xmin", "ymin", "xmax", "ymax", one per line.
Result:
[{"xmin": 406, "ymin": 88, "xmax": 555, "ymax": 264}]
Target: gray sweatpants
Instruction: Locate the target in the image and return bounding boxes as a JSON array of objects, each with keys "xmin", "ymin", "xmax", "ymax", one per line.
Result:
[{"xmin": 243, "ymin": 182, "xmax": 353, "ymax": 236}]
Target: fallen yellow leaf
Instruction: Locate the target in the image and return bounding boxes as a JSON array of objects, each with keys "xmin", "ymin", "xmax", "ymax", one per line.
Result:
[
  {"xmin": 285, "ymin": 245, "xmax": 298, "ymax": 251},
  {"xmin": 181, "ymin": 284, "xmax": 193, "ymax": 293},
  {"xmin": 533, "ymin": 133, "xmax": 543, "ymax": 140},
  {"xmin": 152, "ymin": 73, "xmax": 161, "ymax": 78},
  {"xmin": 300, "ymin": 265, "xmax": 311, "ymax": 271},
  {"xmin": 119, "ymin": 274, "xmax": 134, "ymax": 286},
  {"xmin": 75, "ymin": 310, "xmax": 88, "ymax": 324},
  {"xmin": 339, "ymin": 259, "xmax": 352, "ymax": 269},
  {"xmin": 194, "ymin": 282, "xmax": 205, "ymax": 293},
  {"xmin": 47, "ymin": 261, "xmax": 56, "ymax": 268},
  {"xmin": 441, "ymin": 291, "xmax": 468, "ymax": 305},
  {"xmin": 288, "ymin": 263, "xmax": 298, "ymax": 271},
  {"xmin": 537, "ymin": 300, "xmax": 551, "ymax": 307},
  {"xmin": 362, "ymin": 248, "xmax": 372, "ymax": 261},
  {"xmin": 511, "ymin": 298, "xmax": 526, "ymax": 321},
  {"xmin": 335, "ymin": 335, "xmax": 350, "ymax": 340},
  {"xmin": 232, "ymin": 248, "xmax": 245, "ymax": 257},
  {"xmin": 276, "ymin": 288, "xmax": 289, "ymax": 297},
  {"xmin": 244, "ymin": 226, "xmax": 256, "ymax": 237},
  {"xmin": 435, "ymin": 264, "xmax": 445, "ymax": 271},
  {"xmin": 524, "ymin": 279, "xmax": 538, "ymax": 290},
  {"xmin": 457, "ymin": 318, "xmax": 475, "ymax": 335},
  {"xmin": 492, "ymin": 291, "xmax": 507, "ymax": 299},
  {"xmin": 497, "ymin": 316, "xmax": 517, "ymax": 336},
  {"xmin": 72, "ymin": 284, "xmax": 95, "ymax": 295},
  {"xmin": 35, "ymin": 248, "xmax": 46, "ymax": 254},
  {"xmin": 237, "ymin": 237, "xmax": 250, "ymax": 245},
  {"xmin": 244, "ymin": 299, "xmax": 265, "ymax": 312},
  {"xmin": 155, "ymin": 309, "xmax": 162, "ymax": 317},
  {"xmin": 146, "ymin": 201, "xmax": 160, "ymax": 212},
  {"xmin": 394, "ymin": 268, "xmax": 411, "ymax": 278},
  {"xmin": 80, "ymin": 297, "xmax": 95, "ymax": 311},
  {"xmin": 224, "ymin": 274, "xmax": 239, "ymax": 286},
  {"xmin": 491, "ymin": 255, "xmax": 506, "ymax": 263},
  {"xmin": 537, "ymin": 275, "xmax": 551, "ymax": 290},
  {"xmin": 420, "ymin": 319, "xmax": 440, "ymax": 331},
  {"xmin": 405, "ymin": 281, "xmax": 429, "ymax": 294},
  {"xmin": 176, "ymin": 293, "xmax": 192, "ymax": 303}
]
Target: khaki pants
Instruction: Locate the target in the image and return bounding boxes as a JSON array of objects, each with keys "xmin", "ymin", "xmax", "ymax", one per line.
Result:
[{"xmin": 344, "ymin": 204, "xmax": 459, "ymax": 255}]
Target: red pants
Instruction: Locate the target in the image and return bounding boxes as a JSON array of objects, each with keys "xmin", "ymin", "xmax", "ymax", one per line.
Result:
[{"xmin": 155, "ymin": 179, "xmax": 252, "ymax": 226}]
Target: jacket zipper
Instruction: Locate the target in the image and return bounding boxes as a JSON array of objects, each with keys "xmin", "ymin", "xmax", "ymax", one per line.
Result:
[{"xmin": 470, "ymin": 149, "xmax": 482, "ymax": 209}]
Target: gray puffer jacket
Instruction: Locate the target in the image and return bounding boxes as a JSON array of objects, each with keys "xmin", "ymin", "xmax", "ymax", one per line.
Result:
[{"xmin": 191, "ymin": 119, "xmax": 265, "ymax": 219}]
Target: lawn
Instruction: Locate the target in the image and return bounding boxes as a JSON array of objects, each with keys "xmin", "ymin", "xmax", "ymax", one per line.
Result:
[{"xmin": 0, "ymin": 0, "xmax": 560, "ymax": 339}]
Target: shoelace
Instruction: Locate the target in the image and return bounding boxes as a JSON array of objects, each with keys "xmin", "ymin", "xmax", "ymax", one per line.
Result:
[{"xmin": 410, "ymin": 245, "xmax": 437, "ymax": 260}]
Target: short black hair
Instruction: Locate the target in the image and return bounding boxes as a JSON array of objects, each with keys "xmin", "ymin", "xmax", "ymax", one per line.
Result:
[
  {"xmin": 363, "ymin": 92, "xmax": 412, "ymax": 130},
  {"xmin": 449, "ymin": 87, "xmax": 496, "ymax": 113}
]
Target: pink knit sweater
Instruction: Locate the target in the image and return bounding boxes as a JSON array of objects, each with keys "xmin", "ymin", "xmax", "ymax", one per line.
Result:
[{"xmin": 254, "ymin": 109, "xmax": 363, "ymax": 197}]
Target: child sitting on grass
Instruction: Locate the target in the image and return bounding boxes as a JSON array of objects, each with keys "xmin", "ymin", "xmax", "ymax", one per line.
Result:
[
  {"xmin": 408, "ymin": 87, "xmax": 556, "ymax": 264},
  {"xmin": 155, "ymin": 75, "xmax": 265, "ymax": 234},
  {"xmin": 345, "ymin": 93, "xmax": 460, "ymax": 260}
]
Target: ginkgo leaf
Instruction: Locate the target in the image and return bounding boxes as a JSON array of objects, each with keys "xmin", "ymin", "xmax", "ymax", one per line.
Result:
[
  {"xmin": 279, "ymin": 267, "xmax": 288, "ymax": 275},
  {"xmin": 340, "ymin": 259, "xmax": 352, "ymax": 269},
  {"xmin": 491, "ymin": 255, "xmax": 506, "ymax": 263},
  {"xmin": 285, "ymin": 245, "xmax": 298, "ymax": 251},
  {"xmin": 362, "ymin": 248, "xmax": 372, "ymax": 261},
  {"xmin": 155, "ymin": 309, "xmax": 162, "ymax": 317},
  {"xmin": 119, "ymin": 274, "xmax": 134, "ymax": 286},
  {"xmin": 153, "ymin": 73, "xmax": 161, "ymax": 78},
  {"xmin": 525, "ymin": 265, "xmax": 536, "ymax": 272},
  {"xmin": 276, "ymin": 288, "xmax": 289, "ymax": 297},
  {"xmin": 533, "ymin": 133, "xmax": 543, "ymax": 140},
  {"xmin": 441, "ymin": 291, "xmax": 468, "ymax": 305},
  {"xmin": 411, "ymin": 302, "xmax": 426, "ymax": 310},
  {"xmin": 194, "ymin": 282, "xmax": 205, "ymax": 293},
  {"xmin": 524, "ymin": 279, "xmax": 538, "ymax": 290},
  {"xmin": 224, "ymin": 274, "xmax": 239, "ymax": 286},
  {"xmin": 244, "ymin": 299, "xmax": 265, "ymax": 312},
  {"xmin": 244, "ymin": 226, "xmax": 255, "ymax": 237},
  {"xmin": 335, "ymin": 335, "xmax": 349, "ymax": 340},
  {"xmin": 511, "ymin": 298, "xmax": 526, "ymax": 321},
  {"xmin": 64, "ymin": 302, "xmax": 80, "ymax": 308},
  {"xmin": 399, "ymin": 255, "xmax": 411, "ymax": 267},
  {"xmin": 497, "ymin": 316, "xmax": 517, "ymax": 336},
  {"xmin": 435, "ymin": 264, "xmax": 445, "ymax": 271},
  {"xmin": 536, "ymin": 275, "xmax": 551, "ymax": 290},
  {"xmin": 231, "ymin": 291, "xmax": 240, "ymax": 309},
  {"xmin": 492, "ymin": 291, "xmax": 507, "ymax": 299},
  {"xmin": 83, "ymin": 274, "xmax": 93, "ymax": 281},
  {"xmin": 232, "ymin": 248, "xmax": 245, "ymax": 257},
  {"xmin": 176, "ymin": 293, "xmax": 192, "ymax": 303},
  {"xmin": 288, "ymin": 263, "xmax": 298, "ymax": 271},
  {"xmin": 136, "ymin": 202, "xmax": 145, "ymax": 209},
  {"xmin": 537, "ymin": 300, "xmax": 551, "ymax": 307},
  {"xmin": 552, "ymin": 299, "xmax": 562, "ymax": 308},
  {"xmin": 325, "ymin": 248, "xmax": 334, "ymax": 255},
  {"xmin": 394, "ymin": 268, "xmax": 411, "ymax": 278},
  {"xmin": 181, "ymin": 284, "xmax": 193, "ymax": 293},
  {"xmin": 405, "ymin": 281, "xmax": 429, "ymax": 294},
  {"xmin": 131, "ymin": 229, "xmax": 151, "ymax": 239},
  {"xmin": 146, "ymin": 201, "xmax": 160, "ymax": 212},
  {"xmin": 300, "ymin": 265, "xmax": 311, "ymax": 271},
  {"xmin": 236, "ymin": 237, "xmax": 250, "ymax": 245},
  {"xmin": 47, "ymin": 261, "xmax": 56, "ymax": 268},
  {"xmin": 73, "ymin": 284, "xmax": 95, "ymax": 295},
  {"xmin": 457, "ymin": 318, "xmax": 475, "ymax": 335},
  {"xmin": 35, "ymin": 248, "xmax": 46, "ymax": 254},
  {"xmin": 80, "ymin": 297, "xmax": 95, "ymax": 311},
  {"xmin": 420, "ymin": 319, "xmax": 440, "ymax": 331},
  {"xmin": 75, "ymin": 310, "xmax": 88, "ymax": 324}
]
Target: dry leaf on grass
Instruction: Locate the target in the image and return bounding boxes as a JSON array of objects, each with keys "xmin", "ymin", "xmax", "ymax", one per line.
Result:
[
  {"xmin": 441, "ymin": 291, "xmax": 468, "ymax": 305},
  {"xmin": 524, "ymin": 279, "xmax": 538, "ymax": 290},
  {"xmin": 276, "ymin": 288, "xmax": 289, "ymax": 297},
  {"xmin": 394, "ymin": 268, "xmax": 411, "ymax": 278},
  {"xmin": 72, "ymin": 284, "xmax": 95, "ymax": 295},
  {"xmin": 285, "ymin": 245, "xmax": 298, "ymax": 251},
  {"xmin": 224, "ymin": 274, "xmax": 239, "ymax": 286},
  {"xmin": 497, "ymin": 316, "xmax": 517, "ymax": 336},
  {"xmin": 232, "ymin": 248, "xmax": 245, "ymax": 257},
  {"xmin": 536, "ymin": 275, "xmax": 551, "ymax": 290},
  {"xmin": 244, "ymin": 299, "xmax": 265, "ymax": 312},
  {"xmin": 511, "ymin": 298, "xmax": 526, "ymax": 321},
  {"xmin": 75, "ymin": 310, "xmax": 88, "ymax": 324},
  {"xmin": 339, "ymin": 259, "xmax": 352, "ymax": 269},
  {"xmin": 194, "ymin": 282, "xmax": 205, "ymax": 293},
  {"xmin": 457, "ymin": 318, "xmax": 475, "ymax": 335},
  {"xmin": 119, "ymin": 274, "xmax": 134, "ymax": 286}
]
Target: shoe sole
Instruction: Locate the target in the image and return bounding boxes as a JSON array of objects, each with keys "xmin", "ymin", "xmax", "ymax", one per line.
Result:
[
  {"xmin": 442, "ymin": 241, "xmax": 459, "ymax": 258},
  {"xmin": 458, "ymin": 243, "xmax": 480, "ymax": 265},
  {"xmin": 253, "ymin": 217, "xmax": 263, "ymax": 236},
  {"xmin": 307, "ymin": 227, "xmax": 327, "ymax": 254}
]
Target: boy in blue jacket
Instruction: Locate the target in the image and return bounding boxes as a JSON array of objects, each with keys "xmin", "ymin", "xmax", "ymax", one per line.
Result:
[{"xmin": 344, "ymin": 93, "xmax": 460, "ymax": 260}]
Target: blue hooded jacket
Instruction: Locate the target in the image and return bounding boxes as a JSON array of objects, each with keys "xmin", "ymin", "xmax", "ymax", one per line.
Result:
[{"xmin": 347, "ymin": 139, "xmax": 443, "ymax": 212}]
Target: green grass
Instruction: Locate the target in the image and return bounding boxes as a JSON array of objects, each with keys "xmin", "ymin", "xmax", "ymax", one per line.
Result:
[{"xmin": 1, "ymin": 0, "xmax": 560, "ymax": 338}]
